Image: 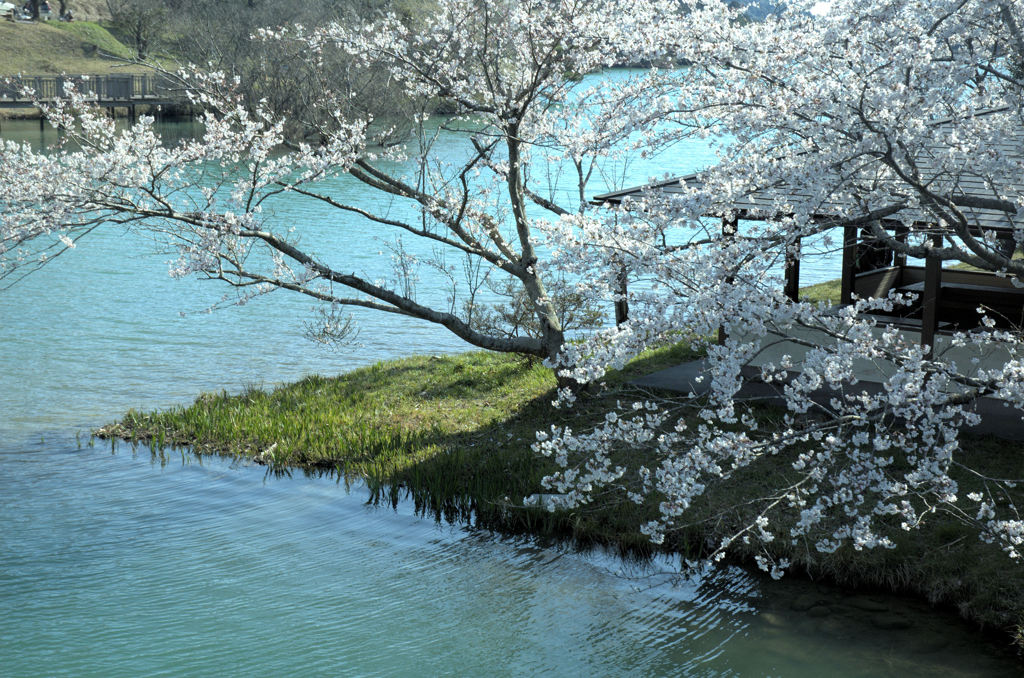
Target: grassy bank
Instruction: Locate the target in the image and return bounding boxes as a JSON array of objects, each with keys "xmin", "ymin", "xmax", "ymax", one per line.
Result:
[
  {"xmin": 98, "ymin": 343, "xmax": 702, "ymax": 545},
  {"xmin": 100, "ymin": 342, "xmax": 1024, "ymax": 654},
  {"xmin": 0, "ymin": 21, "xmax": 135, "ymax": 75}
]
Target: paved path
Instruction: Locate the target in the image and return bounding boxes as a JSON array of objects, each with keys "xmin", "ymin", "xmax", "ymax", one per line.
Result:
[{"xmin": 632, "ymin": 359, "xmax": 1024, "ymax": 441}]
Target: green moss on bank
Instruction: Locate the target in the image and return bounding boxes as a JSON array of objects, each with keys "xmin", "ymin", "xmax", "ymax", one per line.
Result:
[
  {"xmin": 99, "ymin": 341, "xmax": 1024, "ymax": 655},
  {"xmin": 104, "ymin": 351, "xmax": 557, "ymax": 473},
  {"xmin": 98, "ymin": 341, "xmax": 703, "ymax": 545}
]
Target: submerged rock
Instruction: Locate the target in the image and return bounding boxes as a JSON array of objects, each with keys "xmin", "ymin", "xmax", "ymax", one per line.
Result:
[
  {"xmin": 789, "ymin": 594, "xmax": 819, "ymax": 611},
  {"xmin": 845, "ymin": 595, "xmax": 890, "ymax": 613},
  {"xmin": 872, "ymin": 613, "xmax": 913, "ymax": 630}
]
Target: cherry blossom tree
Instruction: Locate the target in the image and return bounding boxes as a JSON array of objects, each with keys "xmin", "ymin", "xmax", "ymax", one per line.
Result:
[
  {"xmin": 535, "ymin": 0, "xmax": 1024, "ymax": 574},
  {"xmin": 3, "ymin": 0, "xmax": 1022, "ymax": 574},
  {"xmin": 0, "ymin": 0, "xmax": 689, "ymax": 369}
]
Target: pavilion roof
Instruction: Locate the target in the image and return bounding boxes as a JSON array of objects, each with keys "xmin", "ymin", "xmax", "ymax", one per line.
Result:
[{"xmin": 592, "ymin": 108, "xmax": 1024, "ymax": 234}]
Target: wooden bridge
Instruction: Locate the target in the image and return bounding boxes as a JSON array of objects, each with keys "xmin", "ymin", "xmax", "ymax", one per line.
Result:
[{"xmin": 0, "ymin": 73, "xmax": 186, "ymax": 120}]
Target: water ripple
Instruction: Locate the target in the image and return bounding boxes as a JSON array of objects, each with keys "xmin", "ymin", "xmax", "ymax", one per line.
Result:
[{"xmin": 1, "ymin": 441, "xmax": 1020, "ymax": 677}]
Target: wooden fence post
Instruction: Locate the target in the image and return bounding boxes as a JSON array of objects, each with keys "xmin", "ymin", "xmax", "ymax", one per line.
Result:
[
  {"xmin": 719, "ymin": 214, "xmax": 738, "ymax": 345},
  {"xmin": 921, "ymin": 231, "xmax": 943, "ymax": 358},
  {"xmin": 784, "ymin": 236, "xmax": 801, "ymax": 302},
  {"xmin": 840, "ymin": 224, "xmax": 857, "ymax": 305},
  {"xmin": 614, "ymin": 262, "xmax": 629, "ymax": 326}
]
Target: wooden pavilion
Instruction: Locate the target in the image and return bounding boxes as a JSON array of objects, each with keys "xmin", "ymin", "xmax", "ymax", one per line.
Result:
[{"xmin": 593, "ymin": 112, "xmax": 1024, "ymax": 357}]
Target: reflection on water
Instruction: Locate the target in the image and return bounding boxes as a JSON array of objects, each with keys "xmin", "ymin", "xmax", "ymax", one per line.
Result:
[
  {"xmin": 2, "ymin": 91, "xmax": 1022, "ymax": 676},
  {"xmin": 0, "ymin": 115, "xmax": 206, "ymax": 150},
  {"xmin": 0, "ymin": 440, "xmax": 1019, "ymax": 677}
]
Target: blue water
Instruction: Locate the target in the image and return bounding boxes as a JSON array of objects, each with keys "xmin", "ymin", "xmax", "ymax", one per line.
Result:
[
  {"xmin": 1, "ymin": 83, "xmax": 1021, "ymax": 674},
  {"xmin": 2, "ymin": 440, "xmax": 1019, "ymax": 676},
  {"xmin": 4, "ymin": 441, "xmax": 754, "ymax": 676}
]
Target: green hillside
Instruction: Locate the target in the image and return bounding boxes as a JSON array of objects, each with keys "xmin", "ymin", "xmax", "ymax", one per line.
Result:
[
  {"xmin": 0, "ymin": 20, "xmax": 140, "ymax": 75},
  {"xmin": 72, "ymin": 0, "xmax": 111, "ymax": 21}
]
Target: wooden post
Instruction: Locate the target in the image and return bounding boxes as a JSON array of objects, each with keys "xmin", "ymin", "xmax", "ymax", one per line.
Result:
[
  {"xmin": 614, "ymin": 262, "xmax": 629, "ymax": 326},
  {"xmin": 840, "ymin": 224, "xmax": 857, "ymax": 305},
  {"xmin": 719, "ymin": 214, "xmax": 738, "ymax": 344},
  {"xmin": 921, "ymin": 231, "xmax": 943, "ymax": 357},
  {"xmin": 784, "ymin": 236, "xmax": 801, "ymax": 302},
  {"xmin": 894, "ymin": 223, "xmax": 908, "ymax": 269}
]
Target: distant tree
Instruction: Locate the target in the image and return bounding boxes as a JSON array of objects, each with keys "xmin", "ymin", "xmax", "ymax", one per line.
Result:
[
  {"xmin": 106, "ymin": 0, "xmax": 167, "ymax": 59},
  {"xmin": 164, "ymin": 0, "xmax": 428, "ymax": 143}
]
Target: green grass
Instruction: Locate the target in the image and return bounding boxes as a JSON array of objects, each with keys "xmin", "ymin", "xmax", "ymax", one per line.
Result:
[
  {"xmin": 0, "ymin": 21, "xmax": 141, "ymax": 75},
  {"xmin": 102, "ymin": 352, "xmax": 557, "ymax": 473},
  {"xmin": 49, "ymin": 21, "xmax": 134, "ymax": 60},
  {"xmin": 98, "ymin": 342, "xmax": 704, "ymax": 543},
  {"xmin": 800, "ymin": 277, "xmax": 842, "ymax": 305}
]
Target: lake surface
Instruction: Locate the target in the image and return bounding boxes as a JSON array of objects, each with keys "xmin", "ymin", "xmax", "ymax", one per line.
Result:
[
  {"xmin": 3, "ymin": 440, "xmax": 1020, "ymax": 677},
  {"xmin": 2, "ymin": 90, "xmax": 1021, "ymax": 675}
]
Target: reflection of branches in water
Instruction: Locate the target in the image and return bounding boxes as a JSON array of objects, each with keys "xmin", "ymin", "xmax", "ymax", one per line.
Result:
[{"xmin": 304, "ymin": 303, "xmax": 359, "ymax": 349}]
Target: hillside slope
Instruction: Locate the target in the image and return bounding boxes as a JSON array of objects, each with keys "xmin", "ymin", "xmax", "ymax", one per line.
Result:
[
  {"xmin": 68, "ymin": 0, "xmax": 111, "ymax": 22},
  {"xmin": 0, "ymin": 20, "xmax": 138, "ymax": 75}
]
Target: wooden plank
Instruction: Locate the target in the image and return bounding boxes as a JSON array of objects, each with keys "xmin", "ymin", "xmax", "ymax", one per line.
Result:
[
  {"xmin": 864, "ymin": 314, "xmax": 951, "ymax": 330},
  {"xmin": 921, "ymin": 232, "xmax": 943, "ymax": 356},
  {"xmin": 840, "ymin": 224, "xmax": 857, "ymax": 305},
  {"xmin": 854, "ymin": 266, "xmax": 901, "ymax": 299},
  {"xmin": 902, "ymin": 281, "xmax": 1024, "ymax": 297},
  {"xmin": 784, "ymin": 237, "xmax": 801, "ymax": 301}
]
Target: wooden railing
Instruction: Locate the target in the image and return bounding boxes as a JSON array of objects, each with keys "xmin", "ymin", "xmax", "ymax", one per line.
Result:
[{"xmin": 0, "ymin": 73, "xmax": 181, "ymax": 105}]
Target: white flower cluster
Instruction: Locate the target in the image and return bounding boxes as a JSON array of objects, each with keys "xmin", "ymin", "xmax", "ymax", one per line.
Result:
[{"xmin": 532, "ymin": 0, "xmax": 1024, "ymax": 575}]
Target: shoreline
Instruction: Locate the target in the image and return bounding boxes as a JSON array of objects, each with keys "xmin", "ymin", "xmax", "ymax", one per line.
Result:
[{"xmin": 96, "ymin": 345, "xmax": 1024, "ymax": 658}]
